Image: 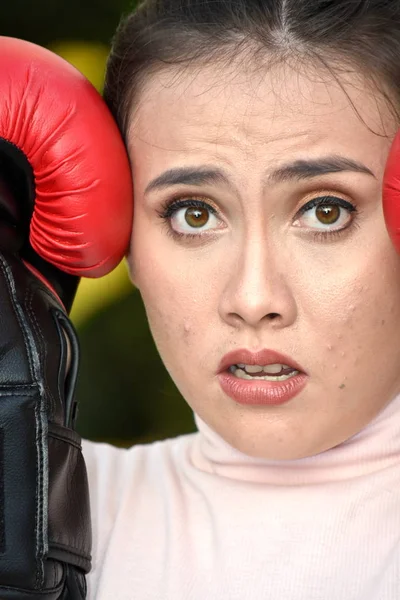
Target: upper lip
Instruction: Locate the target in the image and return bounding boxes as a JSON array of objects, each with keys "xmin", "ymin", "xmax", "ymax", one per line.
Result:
[{"xmin": 218, "ymin": 349, "xmax": 306, "ymax": 374}]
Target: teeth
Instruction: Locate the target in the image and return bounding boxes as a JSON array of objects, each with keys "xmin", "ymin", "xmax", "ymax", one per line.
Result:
[
  {"xmin": 245, "ymin": 365, "xmax": 264, "ymax": 373},
  {"xmin": 237, "ymin": 363, "xmax": 291, "ymax": 375},
  {"xmin": 230, "ymin": 365, "xmax": 298, "ymax": 382},
  {"xmin": 263, "ymin": 363, "xmax": 288, "ymax": 374}
]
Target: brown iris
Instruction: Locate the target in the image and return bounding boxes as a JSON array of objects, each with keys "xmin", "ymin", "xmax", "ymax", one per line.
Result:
[
  {"xmin": 184, "ymin": 207, "xmax": 209, "ymax": 228},
  {"xmin": 316, "ymin": 204, "xmax": 340, "ymax": 225}
]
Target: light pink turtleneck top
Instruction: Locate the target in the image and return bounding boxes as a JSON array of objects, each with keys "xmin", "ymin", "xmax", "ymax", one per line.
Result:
[{"xmin": 82, "ymin": 393, "xmax": 400, "ymax": 599}]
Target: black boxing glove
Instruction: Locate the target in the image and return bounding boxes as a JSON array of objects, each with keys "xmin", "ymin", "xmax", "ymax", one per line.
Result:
[{"xmin": 0, "ymin": 37, "xmax": 133, "ymax": 598}]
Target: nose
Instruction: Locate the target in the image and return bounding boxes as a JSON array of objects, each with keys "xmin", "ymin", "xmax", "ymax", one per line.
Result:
[{"xmin": 218, "ymin": 236, "xmax": 297, "ymax": 329}]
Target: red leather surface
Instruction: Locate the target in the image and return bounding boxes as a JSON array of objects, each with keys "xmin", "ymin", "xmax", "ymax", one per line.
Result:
[
  {"xmin": 0, "ymin": 36, "xmax": 133, "ymax": 277},
  {"xmin": 383, "ymin": 130, "xmax": 400, "ymax": 253}
]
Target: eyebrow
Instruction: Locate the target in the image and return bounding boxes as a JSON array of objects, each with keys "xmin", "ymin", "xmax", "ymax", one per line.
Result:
[
  {"xmin": 267, "ymin": 155, "xmax": 376, "ymax": 183},
  {"xmin": 144, "ymin": 155, "xmax": 376, "ymax": 195},
  {"xmin": 144, "ymin": 167, "xmax": 230, "ymax": 195}
]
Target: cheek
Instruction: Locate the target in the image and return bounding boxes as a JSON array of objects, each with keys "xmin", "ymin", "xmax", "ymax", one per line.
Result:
[
  {"xmin": 296, "ymin": 219, "xmax": 400, "ymax": 320},
  {"xmin": 299, "ymin": 237, "xmax": 400, "ymax": 384},
  {"xmin": 130, "ymin": 236, "xmax": 210, "ymax": 359}
]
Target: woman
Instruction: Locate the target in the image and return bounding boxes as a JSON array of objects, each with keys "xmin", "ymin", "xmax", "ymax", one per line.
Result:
[{"xmin": 82, "ymin": 1, "xmax": 400, "ymax": 598}]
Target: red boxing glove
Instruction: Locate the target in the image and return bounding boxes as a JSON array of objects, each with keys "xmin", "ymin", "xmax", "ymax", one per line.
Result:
[
  {"xmin": 383, "ymin": 131, "xmax": 400, "ymax": 250},
  {"xmin": 0, "ymin": 37, "xmax": 133, "ymax": 599},
  {"xmin": 0, "ymin": 36, "xmax": 133, "ymax": 281}
]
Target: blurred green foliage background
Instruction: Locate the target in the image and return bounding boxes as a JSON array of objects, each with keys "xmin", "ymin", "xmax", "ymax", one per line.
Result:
[{"xmin": 1, "ymin": 0, "xmax": 196, "ymax": 445}]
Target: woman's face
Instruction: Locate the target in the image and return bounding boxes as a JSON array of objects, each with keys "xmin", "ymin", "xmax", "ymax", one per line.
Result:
[{"xmin": 126, "ymin": 59, "xmax": 400, "ymax": 459}]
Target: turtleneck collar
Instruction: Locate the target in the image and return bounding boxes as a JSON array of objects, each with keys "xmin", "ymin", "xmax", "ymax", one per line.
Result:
[{"xmin": 190, "ymin": 393, "xmax": 400, "ymax": 485}]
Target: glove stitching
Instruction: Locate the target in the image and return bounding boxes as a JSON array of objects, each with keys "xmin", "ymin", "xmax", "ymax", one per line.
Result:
[
  {"xmin": 23, "ymin": 285, "xmax": 50, "ymax": 589},
  {"xmin": 34, "ymin": 401, "xmax": 45, "ymax": 589},
  {"xmin": 0, "ymin": 385, "xmax": 37, "ymax": 393},
  {"xmin": 0, "ymin": 257, "xmax": 46, "ymax": 586},
  {"xmin": 50, "ymin": 540, "xmax": 92, "ymax": 560},
  {"xmin": 0, "ymin": 257, "xmax": 35, "ymax": 378},
  {"xmin": 25, "ymin": 284, "xmax": 56, "ymax": 418},
  {"xmin": 26, "ymin": 288, "xmax": 72, "ymax": 591},
  {"xmin": 48, "ymin": 430, "xmax": 81, "ymax": 451}
]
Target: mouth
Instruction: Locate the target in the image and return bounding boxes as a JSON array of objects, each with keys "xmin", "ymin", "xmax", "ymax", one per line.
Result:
[
  {"xmin": 229, "ymin": 363, "xmax": 299, "ymax": 381},
  {"xmin": 218, "ymin": 348, "xmax": 306, "ymax": 376},
  {"xmin": 217, "ymin": 349, "xmax": 307, "ymax": 406}
]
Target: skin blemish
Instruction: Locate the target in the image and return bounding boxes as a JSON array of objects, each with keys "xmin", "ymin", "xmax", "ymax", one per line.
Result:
[
  {"xmin": 339, "ymin": 384, "xmax": 346, "ymax": 389},
  {"xmin": 182, "ymin": 321, "xmax": 192, "ymax": 344}
]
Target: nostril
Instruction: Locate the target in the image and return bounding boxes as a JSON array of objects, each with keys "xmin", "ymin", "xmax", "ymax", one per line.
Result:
[{"xmin": 267, "ymin": 312, "xmax": 280, "ymax": 320}]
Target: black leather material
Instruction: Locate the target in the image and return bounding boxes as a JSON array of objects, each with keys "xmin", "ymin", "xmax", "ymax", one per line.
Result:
[
  {"xmin": 0, "ymin": 251, "xmax": 91, "ymax": 599},
  {"xmin": 0, "ymin": 143, "xmax": 80, "ymax": 313}
]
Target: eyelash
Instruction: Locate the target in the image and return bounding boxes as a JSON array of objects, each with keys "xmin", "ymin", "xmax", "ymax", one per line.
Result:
[
  {"xmin": 157, "ymin": 198, "xmax": 219, "ymax": 240},
  {"xmin": 296, "ymin": 195, "xmax": 359, "ymax": 242},
  {"xmin": 157, "ymin": 195, "xmax": 359, "ymax": 242}
]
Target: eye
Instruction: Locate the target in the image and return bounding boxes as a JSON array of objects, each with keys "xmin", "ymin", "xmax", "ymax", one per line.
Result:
[
  {"xmin": 293, "ymin": 195, "xmax": 356, "ymax": 231},
  {"xmin": 160, "ymin": 198, "xmax": 222, "ymax": 235}
]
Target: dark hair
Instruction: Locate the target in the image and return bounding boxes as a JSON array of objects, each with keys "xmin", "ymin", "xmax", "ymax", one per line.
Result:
[{"xmin": 104, "ymin": 0, "xmax": 400, "ymax": 140}]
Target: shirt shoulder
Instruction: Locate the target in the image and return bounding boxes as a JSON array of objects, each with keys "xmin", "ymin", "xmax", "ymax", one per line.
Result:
[
  {"xmin": 82, "ymin": 432, "xmax": 198, "ymax": 513},
  {"xmin": 81, "ymin": 433, "xmax": 199, "ymax": 585}
]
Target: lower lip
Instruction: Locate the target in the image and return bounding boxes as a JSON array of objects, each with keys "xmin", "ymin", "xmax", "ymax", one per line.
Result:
[{"xmin": 218, "ymin": 370, "xmax": 308, "ymax": 406}]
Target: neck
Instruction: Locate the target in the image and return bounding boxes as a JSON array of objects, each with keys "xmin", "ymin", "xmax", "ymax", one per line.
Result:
[{"xmin": 190, "ymin": 393, "xmax": 400, "ymax": 485}]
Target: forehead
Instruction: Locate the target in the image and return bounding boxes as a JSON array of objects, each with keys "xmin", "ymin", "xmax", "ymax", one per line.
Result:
[{"xmin": 127, "ymin": 60, "xmax": 396, "ymax": 178}]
